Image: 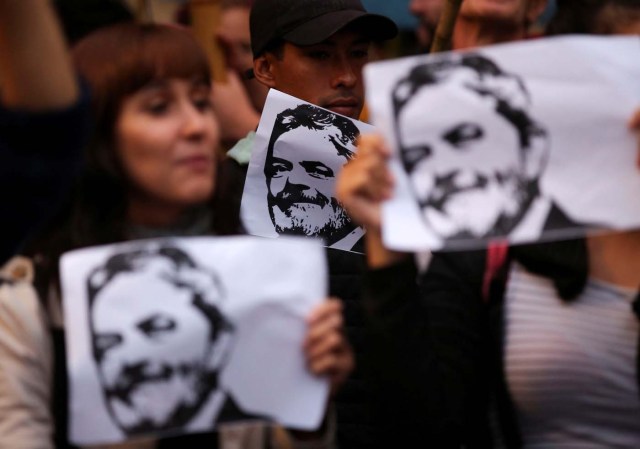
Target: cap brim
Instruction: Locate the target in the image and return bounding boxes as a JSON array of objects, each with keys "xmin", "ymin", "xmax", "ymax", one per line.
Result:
[{"xmin": 283, "ymin": 10, "xmax": 398, "ymax": 46}]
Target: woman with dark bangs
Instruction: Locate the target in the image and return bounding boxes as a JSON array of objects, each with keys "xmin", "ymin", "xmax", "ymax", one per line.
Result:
[{"xmin": 0, "ymin": 22, "xmax": 352, "ymax": 449}]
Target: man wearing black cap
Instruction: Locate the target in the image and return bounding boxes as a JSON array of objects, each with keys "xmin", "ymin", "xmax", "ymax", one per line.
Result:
[
  {"xmin": 226, "ymin": 0, "xmax": 397, "ymax": 164},
  {"xmin": 249, "ymin": 0, "xmax": 396, "ymax": 118},
  {"xmin": 225, "ymin": 2, "xmax": 398, "ymax": 448}
]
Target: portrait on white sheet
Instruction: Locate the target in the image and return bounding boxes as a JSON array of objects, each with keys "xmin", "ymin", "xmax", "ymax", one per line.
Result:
[
  {"xmin": 392, "ymin": 53, "xmax": 587, "ymax": 247},
  {"xmin": 86, "ymin": 244, "xmax": 260, "ymax": 437},
  {"xmin": 242, "ymin": 90, "xmax": 377, "ymax": 253},
  {"xmin": 364, "ymin": 36, "xmax": 640, "ymax": 251},
  {"xmin": 60, "ymin": 237, "xmax": 328, "ymax": 445}
]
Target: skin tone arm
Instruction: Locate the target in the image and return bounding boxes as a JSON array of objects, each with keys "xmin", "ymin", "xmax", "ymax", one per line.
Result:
[
  {"xmin": 211, "ymin": 69, "xmax": 260, "ymax": 144},
  {"xmin": 336, "ymin": 134, "xmax": 410, "ymax": 268},
  {"xmin": 0, "ymin": 0, "xmax": 78, "ymax": 110},
  {"xmin": 587, "ymin": 108, "xmax": 640, "ymax": 289}
]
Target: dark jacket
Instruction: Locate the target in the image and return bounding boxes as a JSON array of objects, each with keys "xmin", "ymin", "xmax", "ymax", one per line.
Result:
[
  {"xmin": 0, "ymin": 87, "xmax": 90, "ymax": 265},
  {"xmin": 226, "ymin": 157, "xmax": 377, "ymax": 448},
  {"xmin": 363, "ymin": 238, "xmax": 591, "ymax": 448}
]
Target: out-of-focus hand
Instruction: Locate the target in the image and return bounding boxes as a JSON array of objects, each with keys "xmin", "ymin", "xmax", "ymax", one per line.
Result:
[
  {"xmin": 629, "ymin": 109, "xmax": 640, "ymax": 129},
  {"xmin": 337, "ymin": 134, "xmax": 410, "ymax": 268},
  {"xmin": 212, "ymin": 69, "xmax": 260, "ymax": 145},
  {"xmin": 304, "ymin": 298, "xmax": 353, "ymax": 397},
  {"xmin": 216, "ymin": 28, "xmax": 253, "ymax": 77},
  {"xmin": 629, "ymin": 109, "xmax": 640, "ymax": 167},
  {"xmin": 336, "ymin": 134, "xmax": 394, "ymax": 234}
]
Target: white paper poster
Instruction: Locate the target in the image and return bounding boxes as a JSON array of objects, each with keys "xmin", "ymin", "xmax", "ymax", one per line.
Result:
[
  {"xmin": 364, "ymin": 35, "xmax": 640, "ymax": 251},
  {"xmin": 60, "ymin": 236, "xmax": 328, "ymax": 445},
  {"xmin": 242, "ymin": 89, "xmax": 376, "ymax": 253}
]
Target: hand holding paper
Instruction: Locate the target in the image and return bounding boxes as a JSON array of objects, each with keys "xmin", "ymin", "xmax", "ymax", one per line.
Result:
[
  {"xmin": 304, "ymin": 298, "xmax": 353, "ymax": 397},
  {"xmin": 336, "ymin": 134, "xmax": 394, "ymax": 233}
]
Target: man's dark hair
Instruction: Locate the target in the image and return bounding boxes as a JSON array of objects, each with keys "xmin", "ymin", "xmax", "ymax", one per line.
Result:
[{"xmin": 265, "ymin": 103, "xmax": 360, "ymax": 173}]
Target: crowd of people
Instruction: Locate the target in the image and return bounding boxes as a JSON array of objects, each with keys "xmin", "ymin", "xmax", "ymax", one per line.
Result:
[{"xmin": 1, "ymin": 0, "xmax": 639, "ymax": 448}]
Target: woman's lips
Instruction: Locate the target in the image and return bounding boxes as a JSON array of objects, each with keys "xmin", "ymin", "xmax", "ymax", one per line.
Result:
[{"xmin": 176, "ymin": 155, "xmax": 212, "ymax": 172}]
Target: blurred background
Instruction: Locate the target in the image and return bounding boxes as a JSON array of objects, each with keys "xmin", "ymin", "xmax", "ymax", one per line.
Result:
[{"xmin": 53, "ymin": 0, "xmax": 558, "ymax": 49}]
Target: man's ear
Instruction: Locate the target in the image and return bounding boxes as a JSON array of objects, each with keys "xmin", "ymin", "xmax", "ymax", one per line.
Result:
[
  {"xmin": 253, "ymin": 54, "xmax": 277, "ymax": 89},
  {"xmin": 525, "ymin": 0, "xmax": 548, "ymax": 25}
]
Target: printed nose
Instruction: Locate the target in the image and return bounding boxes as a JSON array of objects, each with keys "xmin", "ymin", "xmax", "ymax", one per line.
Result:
[{"xmin": 286, "ymin": 167, "xmax": 312, "ymax": 189}]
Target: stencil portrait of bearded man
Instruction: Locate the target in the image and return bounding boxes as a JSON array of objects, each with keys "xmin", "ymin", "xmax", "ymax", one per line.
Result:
[
  {"xmin": 264, "ymin": 104, "xmax": 361, "ymax": 248},
  {"xmin": 393, "ymin": 53, "xmax": 586, "ymax": 246},
  {"xmin": 87, "ymin": 244, "xmax": 260, "ymax": 436}
]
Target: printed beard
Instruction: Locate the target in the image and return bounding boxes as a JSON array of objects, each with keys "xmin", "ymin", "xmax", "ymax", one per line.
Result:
[
  {"xmin": 272, "ymin": 199, "xmax": 352, "ymax": 243},
  {"xmin": 105, "ymin": 362, "xmax": 210, "ymax": 435},
  {"xmin": 423, "ymin": 186, "xmax": 509, "ymax": 240}
]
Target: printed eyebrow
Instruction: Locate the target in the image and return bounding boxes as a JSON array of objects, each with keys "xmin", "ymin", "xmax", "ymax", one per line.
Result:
[
  {"xmin": 137, "ymin": 314, "xmax": 177, "ymax": 336},
  {"xmin": 269, "ymin": 156, "xmax": 293, "ymax": 170},
  {"xmin": 93, "ymin": 332, "xmax": 123, "ymax": 361},
  {"xmin": 442, "ymin": 123, "xmax": 484, "ymax": 146},
  {"xmin": 401, "ymin": 144, "xmax": 432, "ymax": 172},
  {"xmin": 328, "ymin": 135, "xmax": 354, "ymax": 159},
  {"xmin": 300, "ymin": 160, "xmax": 334, "ymax": 176}
]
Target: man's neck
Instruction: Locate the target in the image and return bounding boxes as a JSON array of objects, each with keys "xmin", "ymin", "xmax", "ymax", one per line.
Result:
[{"xmin": 453, "ymin": 17, "xmax": 527, "ymax": 50}]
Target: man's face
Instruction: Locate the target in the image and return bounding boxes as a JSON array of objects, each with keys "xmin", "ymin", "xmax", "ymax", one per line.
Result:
[
  {"xmin": 398, "ymin": 80, "xmax": 526, "ymax": 240},
  {"xmin": 258, "ymin": 28, "xmax": 370, "ymax": 119},
  {"xmin": 266, "ymin": 125, "xmax": 353, "ymax": 243},
  {"xmin": 459, "ymin": 0, "xmax": 544, "ymax": 25},
  {"xmin": 91, "ymin": 267, "xmax": 221, "ymax": 434}
]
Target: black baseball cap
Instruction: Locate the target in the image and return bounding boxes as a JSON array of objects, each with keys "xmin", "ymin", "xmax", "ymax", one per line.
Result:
[{"xmin": 250, "ymin": 0, "xmax": 398, "ymax": 58}]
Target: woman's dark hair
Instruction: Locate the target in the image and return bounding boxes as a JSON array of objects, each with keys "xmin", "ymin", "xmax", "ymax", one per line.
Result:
[{"xmin": 27, "ymin": 23, "xmax": 241, "ymax": 277}]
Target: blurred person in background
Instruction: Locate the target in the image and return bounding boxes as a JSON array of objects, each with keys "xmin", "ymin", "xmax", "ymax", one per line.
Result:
[
  {"xmin": 0, "ymin": 0, "xmax": 89, "ymax": 266},
  {"xmin": 336, "ymin": 1, "xmax": 640, "ymax": 446},
  {"xmin": 213, "ymin": 0, "xmax": 270, "ymax": 148},
  {"xmin": 409, "ymin": 0, "xmax": 443, "ymax": 52},
  {"xmin": 229, "ymin": 1, "xmax": 398, "ymax": 448},
  {"xmin": 0, "ymin": 21, "xmax": 352, "ymax": 449}
]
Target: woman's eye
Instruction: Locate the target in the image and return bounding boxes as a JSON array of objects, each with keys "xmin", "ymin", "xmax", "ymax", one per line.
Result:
[
  {"xmin": 146, "ymin": 100, "xmax": 169, "ymax": 115},
  {"xmin": 193, "ymin": 97, "xmax": 212, "ymax": 111},
  {"xmin": 443, "ymin": 123, "xmax": 484, "ymax": 148}
]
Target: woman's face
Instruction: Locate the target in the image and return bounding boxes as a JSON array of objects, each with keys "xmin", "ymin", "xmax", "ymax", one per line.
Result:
[{"xmin": 115, "ymin": 77, "xmax": 219, "ymax": 221}]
